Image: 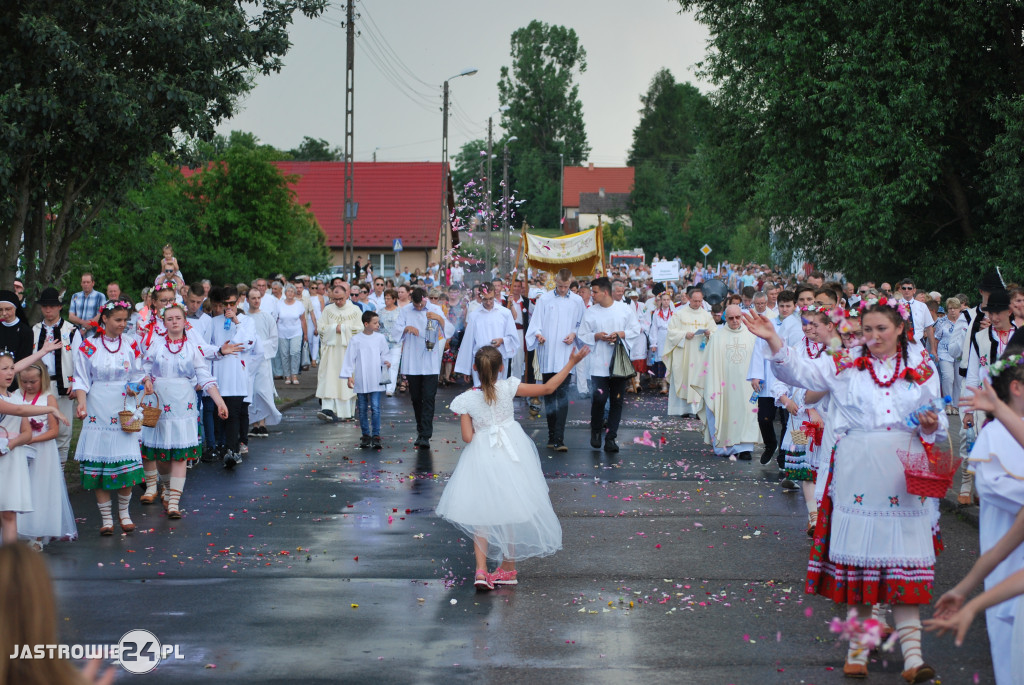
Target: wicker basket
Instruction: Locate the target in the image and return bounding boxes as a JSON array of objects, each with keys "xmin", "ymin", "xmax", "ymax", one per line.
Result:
[
  {"xmin": 790, "ymin": 429, "xmax": 809, "ymax": 446},
  {"xmin": 141, "ymin": 391, "xmax": 162, "ymax": 428},
  {"xmin": 118, "ymin": 395, "xmax": 143, "ymax": 433}
]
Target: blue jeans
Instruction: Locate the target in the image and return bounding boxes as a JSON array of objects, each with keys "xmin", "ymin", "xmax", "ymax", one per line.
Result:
[
  {"xmin": 357, "ymin": 391, "xmax": 383, "ymax": 437},
  {"xmin": 277, "ymin": 335, "xmax": 302, "ymax": 376}
]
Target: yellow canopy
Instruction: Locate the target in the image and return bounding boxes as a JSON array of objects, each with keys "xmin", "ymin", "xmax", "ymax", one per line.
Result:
[{"xmin": 518, "ymin": 226, "xmax": 605, "ymax": 279}]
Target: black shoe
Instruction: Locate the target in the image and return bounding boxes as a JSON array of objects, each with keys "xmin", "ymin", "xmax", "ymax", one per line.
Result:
[
  {"xmin": 359, "ymin": 435, "xmax": 371, "ymax": 449},
  {"xmin": 546, "ymin": 439, "xmax": 556, "ymax": 449},
  {"xmin": 372, "ymin": 436, "xmax": 382, "ymax": 450},
  {"xmin": 248, "ymin": 427, "xmax": 260, "ymax": 437},
  {"xmin": 759, "ymin": 447, "xmax": 777, "ymax": 465},
  {"xmin": 223, "ymin": 451, "xmax": 241, "ymax": 469},
  {"xmin": 316, "ymin": 409, "xmax": 335, "ymax": 423},
  {"xmin": 779, "ymin": 478, "xmax": 798, "ymax": 490},
  {"xmin": 553, "ymin": 443, "xmax": 568, "ymax": 452},
  {"xmin": 738, "ymin": 451, "xmax": 753, "ymax": 461},
  {"xmin": 604, "ymin": 438, "xmax": 619, "ymax": 453},
  {"xmin": 201, "ymin": 447, "xmax": 217, "ymax": 463},
  {"xmin": 590, "ymin": 430, "xmax": 602, "ymax": 449},
  {"xmin": 415, "ymin": 436, "xmax": 429, "ymax": 449}
]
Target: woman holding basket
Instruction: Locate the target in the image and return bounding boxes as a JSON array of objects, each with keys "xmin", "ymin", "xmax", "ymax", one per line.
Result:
[
  {"xmin": 72, "ymin": 300, "xmax": 147, "ymax": 536},
  {"xmin": 742, "ymin": 301, "xmax": 947, "ymax": 684},
  {"xmin": 139, "ymin": 304, "xmax": 229, "ymax": 518}
]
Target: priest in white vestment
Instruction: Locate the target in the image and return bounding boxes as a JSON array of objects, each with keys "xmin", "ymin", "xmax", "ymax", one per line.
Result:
[
  {"xmin": 697, "ymin": 305, "xmax": 759, "ymax": 459},
  {"xmin": 663, "ymin": 288, "xmax": 715, "ymax": 417},
  {"xmin": 315, "ymin": 283, "xmax": 363, "ymax": 421}
]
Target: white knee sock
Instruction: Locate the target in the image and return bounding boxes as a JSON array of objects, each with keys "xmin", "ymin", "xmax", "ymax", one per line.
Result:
[
  {"xmin": 143, "ymin": 465, "xmax": 158, "ymax": 496},
  {"xmin": 801, "ymin": 480, "xmax": 817, "ymax": 514},
  {"xmin": 846, "ymin": 605, "xmax": 871, "ymax": 665}
]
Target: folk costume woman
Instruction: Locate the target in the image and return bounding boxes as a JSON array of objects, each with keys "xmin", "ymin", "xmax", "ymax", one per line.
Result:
[
  {"xmin": 140, "ymin": 304, "xmax": 229, "ymax": 518},
  {"xmin": 744, "ymin": 301, "xmax": 946, "ymax": 684},
  {"xmin": 72, "ymin": 300, "xmax": 147, "ymax": 536}
]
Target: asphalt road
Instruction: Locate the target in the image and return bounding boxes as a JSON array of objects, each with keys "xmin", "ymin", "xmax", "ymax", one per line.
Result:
[{"xmin": 45, "ymin": 386, "xmax": 996, "ymax": 684}]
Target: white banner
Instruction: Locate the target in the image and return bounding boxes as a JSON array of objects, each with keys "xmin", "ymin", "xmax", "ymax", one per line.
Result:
[
  {"xmin": 651, "ymin": 261, "xmax": 680, "ymax": 281},
  {"xmin": 525, "ymin": 229, "xmax": 599, "ymax": 264}
]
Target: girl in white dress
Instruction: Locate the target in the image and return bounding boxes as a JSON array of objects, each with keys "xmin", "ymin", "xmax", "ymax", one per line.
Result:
[
  {"xmin": 72, "ymin": 301, "xmax": 147, "ymax": 535},
  {"xmin": 140, "ymin": 304, "xmax": 229, "ymax": 518},
  {"xmin": 16, "ymin": 363, "xmax": 77, "ymax": 549},
  {"xmin": 0, "ymin": 351, "xmax": 69, "ymax": 545},
  {"xmin": 436, "ymin": 344, "xmax": 588, "ymax": 590}
]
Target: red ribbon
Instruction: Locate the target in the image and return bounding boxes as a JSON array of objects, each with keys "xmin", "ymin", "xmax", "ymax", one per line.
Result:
[{"xmin": 800, "ymin": 421, "xmax": 824, "ymax": 449}]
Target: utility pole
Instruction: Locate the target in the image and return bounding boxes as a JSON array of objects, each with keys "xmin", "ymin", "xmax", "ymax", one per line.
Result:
[
  {"xmin": 502, "ymin": 143, "xmax": 510, "ymax": 276},
  {"xmin": 558, "ymin": 152, "xmax": 564, "ymax": 233},
  {"xmin": 440, "ymin": 79, "xmax": 449, "ymax": 275},
  {"xmin": 486, "ymin": 116, "xmax": 493, "ymax": 278},
  {"xmin": 342, "ymin": 0, "xmax": 355, "ymax": 278}
]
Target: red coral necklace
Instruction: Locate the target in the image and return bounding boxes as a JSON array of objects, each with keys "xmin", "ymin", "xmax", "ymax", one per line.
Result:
[{"xmin": 860, "ymin": 348, "xmax": 903, "ymax": 388}]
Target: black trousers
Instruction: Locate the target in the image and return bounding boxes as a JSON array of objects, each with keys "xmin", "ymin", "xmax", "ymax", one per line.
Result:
[
  {"xmin": 524, "ymin": 348, "xmax": 536, "ymax": 384},
  {"xmin": 777, "ymin": 406, "xmax": 789, "ymax": 470},
  {"xmin": 757, "ymin": 397, "xmax": 779, "ymax": 453},
  {"xmin": 590, "ymin": 375, "xmax": 627, "ymax": 439},
  {"xmin": 542, "ymin": 372, "xmax": 571, "ymax": 443},
  {"xmin": 215, "ymin": 396, "xmax": 245, "ymax": 453},
  {"xmin": 407, "ymin": 374, "xmax": 438, "ymax": 439}
]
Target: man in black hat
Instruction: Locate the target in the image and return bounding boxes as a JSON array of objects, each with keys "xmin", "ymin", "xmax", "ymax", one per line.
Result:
[
  {"xmin": 32, "ymin": 287, "xmax": 82, "ymax": 463},
  {"xmin": 0, "ymin": 288, "xmax": 33, "ymax": 369},
  {"xmin": 959, "ymin": 286, "xmax": 1017, "ymax": 503}
]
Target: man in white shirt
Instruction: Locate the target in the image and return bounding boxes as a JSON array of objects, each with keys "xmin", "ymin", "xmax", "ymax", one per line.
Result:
[
  {"xmin": 450, "ymin": 263, "xmax": 465, "ymax": 285},
  {"xmin": 455, "ymin": 285, "xmax": 518, "ymax": 385},
  {"xmin": 525, "ymin": 268, "xmax": 584, "ymax": 451},
  {"xmin": 578, "ymin": 277, "xmax": 643, "ymax": 453},
  {"xmin": 393, "ymin": 288, "xmax": 453, "ymax": 448},
  {"xmin": 897, "ymin": 278, "xmax": 936, "ymax": 355}
]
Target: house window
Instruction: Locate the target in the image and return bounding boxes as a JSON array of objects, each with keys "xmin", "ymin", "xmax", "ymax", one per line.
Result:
[{"xmin": 368, "ymin": 253, "xmax": 396, "ymax": 277}]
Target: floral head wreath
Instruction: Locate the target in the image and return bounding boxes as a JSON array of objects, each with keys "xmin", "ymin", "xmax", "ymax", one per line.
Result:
[
  {"xmin": 989, "ymin": 354, "xmax": 1024, "ymax": 378},
  {"xmin": 154, "ymin": 281, "xmax": 176, "ymax": 292},
  {"xmin": 857, "ymin": 296, "xmax": 910, "ymax": 321},
  {"xmin": 158, "ymin": 304, "xmax": 186, "ymax": 319},
  {"xmin": 102, "ymin": 300, "xmax": 131, "ymax": 311}
]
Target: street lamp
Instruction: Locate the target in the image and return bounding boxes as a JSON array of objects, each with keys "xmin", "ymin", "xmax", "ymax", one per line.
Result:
[
  {"xmin": 485, "ymin": 105, "xmax": 509, "ymax": 280},
  {"xmin": 502, "ymin": 136, "xmax": 518, "ymax": 276},
  {"xmin": 441, "ymin": 68, "xmax": 478, "ymax": 282}
]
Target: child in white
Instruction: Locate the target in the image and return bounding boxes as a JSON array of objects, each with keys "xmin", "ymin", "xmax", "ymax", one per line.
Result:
[
  {"xmin": 436, "ymin": 344, "xmax": 588, "ymax": 590},
  {"xmin": 16, "ymin": 363, "xmax": 77, "ymax": 548},
  {"xmin": 339, "ymin": 311, "xmax": 390, "ymax": 449}
]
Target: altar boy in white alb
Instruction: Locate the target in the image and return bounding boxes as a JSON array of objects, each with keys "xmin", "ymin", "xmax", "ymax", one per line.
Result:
[
  {"xmin": 525, "ymin": 268, "xmax": 584, "ymax": 451},
  {"xmin": 455, "ymin": 285, "xmax": 518, "ymax": 386},
  {"xmin": 339, "ymin": 310, "xmax": 391, "ymax": 450}
]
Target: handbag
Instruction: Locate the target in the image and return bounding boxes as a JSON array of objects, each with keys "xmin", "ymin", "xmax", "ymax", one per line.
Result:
[{"xmin": 608, "ymin": 336, "xmax": 636, "ymax": 379}]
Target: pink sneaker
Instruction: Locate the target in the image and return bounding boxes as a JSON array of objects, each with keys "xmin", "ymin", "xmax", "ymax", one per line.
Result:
[
  {"xmin": 491, "ymin": 568, "xmax": 518, "ymax": 586},
  {"xmin": 474, "ymin": 570, "xmax": 494, "ymax": 590}
]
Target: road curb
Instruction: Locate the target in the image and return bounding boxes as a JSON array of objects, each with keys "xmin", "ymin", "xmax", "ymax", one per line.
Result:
[
  {"xmin": 277, "ymin": 392, "xmax": 317, "ymax": 414},
  {"xmin": 939, "ymin": 496, "xmax": 980, "ymax": 528}
]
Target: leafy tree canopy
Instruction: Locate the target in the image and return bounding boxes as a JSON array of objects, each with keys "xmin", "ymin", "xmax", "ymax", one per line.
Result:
[
  {"xmin": 0, "ymin": 0, "xmax": 327, "ymax": 298},
  {"xmin": 498, "ymin": 20, "xmax": 589, "ymax": 228},
  {"xmin": 676, "ymin": 0, "xmax": 1024, "ymax": 289}
]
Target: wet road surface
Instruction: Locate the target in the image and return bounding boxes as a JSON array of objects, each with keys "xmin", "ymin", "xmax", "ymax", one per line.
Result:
[{"xmin": 48, "ymin": 387, "xmax": 995, "ymax": 684}]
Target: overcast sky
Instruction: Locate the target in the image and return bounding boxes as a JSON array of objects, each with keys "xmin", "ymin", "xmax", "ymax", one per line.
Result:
[{"xmin": 218, "ymin": 0, "xmax": 712, "ymax": 165}]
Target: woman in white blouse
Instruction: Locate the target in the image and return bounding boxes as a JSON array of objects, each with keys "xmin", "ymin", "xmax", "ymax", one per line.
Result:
[{"xmin": 275, "ymin": 284, "xmax": 307, "ymax": 385}]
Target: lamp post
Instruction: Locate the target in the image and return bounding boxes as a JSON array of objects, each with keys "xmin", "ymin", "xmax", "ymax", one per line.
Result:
[
  {"xmin": 485, "ymin": 106, "xmax": 508, "ymax": 283},
  {"xmin": 501, "ymin": 135, "xmax": 518, "ymax": 276},
  {"xmin": 441, "ymin": 68, "xmax": 478, "ymax": 282},
  {"xmin": 558, "ymin": 152, "xmax": 564, "ymax": 232}
]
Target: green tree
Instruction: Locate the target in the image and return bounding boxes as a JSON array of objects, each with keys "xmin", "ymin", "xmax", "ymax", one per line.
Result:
[
  {"xmin": 498, "ymin": 20, "xmax": 589, "ymax": 228},
  {"xmin": 288, "ymin": 136, "xmax": 342, "ymax": 161},
  {"xmin": 0, "ymin": 0, "xmax": 327, "ymax": 297},
  {"xmin": 68, "ymin": 146, "xmax": 329, "ymax": 296},
  {"xmin": 676, "ymin": 0, "xmax": 1024, "ymax": 290},
  {"xmin": 628, "ymin": 70, "xmax": 711, "ymax": 170}
]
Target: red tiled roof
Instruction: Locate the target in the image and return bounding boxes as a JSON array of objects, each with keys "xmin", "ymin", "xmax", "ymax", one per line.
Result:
[
  {"xmin": 562, "ymin": 166, "xmax": 634, "ymax": 208},
  {"xmin": 274, "ymin": 161, "xmax": 445, "ymax": 249},
  {"xmin": 183, "ymin": 161, "xmax": 446, "ymax": 249}
]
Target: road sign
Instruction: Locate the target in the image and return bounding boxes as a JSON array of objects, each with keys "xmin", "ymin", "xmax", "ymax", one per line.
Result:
[
  {"xmin": 700, "ymin": 244, "xmax": 712, "ymax": 256},
  {"xmin": 392, "ymin": 238, "xmax": 403, "ymax": 252}
]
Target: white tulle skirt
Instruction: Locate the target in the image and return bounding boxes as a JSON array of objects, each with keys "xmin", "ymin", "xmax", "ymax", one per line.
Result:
[
  {"xmin": 18, "ymin": 438, "xmax": 77, "ymax": 541},
  {"xmin": 436, "ymin": 419, "xmax": 561, "ymax": 561}
]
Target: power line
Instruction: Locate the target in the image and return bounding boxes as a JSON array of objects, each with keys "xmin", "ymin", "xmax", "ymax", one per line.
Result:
[{"xmin": 357, "ymin": 1, "xmax": 437, "ymax": 89}]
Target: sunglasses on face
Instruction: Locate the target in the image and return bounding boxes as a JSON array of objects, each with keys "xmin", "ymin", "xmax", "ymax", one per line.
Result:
[{"xmin": 223, "ymin": 300, "xmax": 237, "ymax": 307}]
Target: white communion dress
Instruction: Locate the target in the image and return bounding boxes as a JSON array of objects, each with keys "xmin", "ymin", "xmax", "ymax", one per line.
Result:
[{"xmin": 436, "ymin": 377, "xmax": 561, "ymax": 561}]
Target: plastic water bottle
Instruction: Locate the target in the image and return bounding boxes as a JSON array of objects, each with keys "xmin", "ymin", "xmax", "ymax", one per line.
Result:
[
  {"xmin": 699, "ymin": 338, "xmax": 707, "ymax": 351},
  {"xmin": 904, "ymin": 395, "xmax": 953, "ymax": 428},
  {"xmin": 749, "ymin": 389, "xmax": 760, "ymax": 404},
  {"xmin": 965, "ymin": 424, "xmax": 977, "ymax": 453}
]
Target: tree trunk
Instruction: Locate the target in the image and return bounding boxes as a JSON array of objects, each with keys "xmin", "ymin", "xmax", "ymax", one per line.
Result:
[{"xmin": 941, "ymin": 164, "xmax": 974, "ymax": 240}]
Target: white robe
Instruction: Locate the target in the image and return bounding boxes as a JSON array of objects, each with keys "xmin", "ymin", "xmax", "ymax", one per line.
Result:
[
  {"xmin": 249, "ymin": 310, "xmax": 282, "ymax": 425},
  {"xmin": 455, "ymin": 306, "xmax": 518, "ymax": 385},
  {"xmin": 698, "ymin": 324, "xmax": 759, "ymax": 454},
  {"xmin": 968, "ymin": 420, "xmax": 1024, "ymax": 685},
  {"xmin": 315, "ymin": 302, "xmax": 363, "ymax": 417},
  {"xmin": 339, "ymin": 332, "xmax": 390, "ymax": 394},
  {"xmin": 663, "ymin": 305, "xmax": 715, "ymax": 415},
  {"xmin": 525, "ymin": 291, "xmax": 585, "ymax": 375}
]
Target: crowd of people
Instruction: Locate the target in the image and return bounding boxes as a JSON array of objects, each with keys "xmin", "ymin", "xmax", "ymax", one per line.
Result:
[{"xmin": 2, "ymin": 247, "xmax": 1024, "ymax": 683}]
